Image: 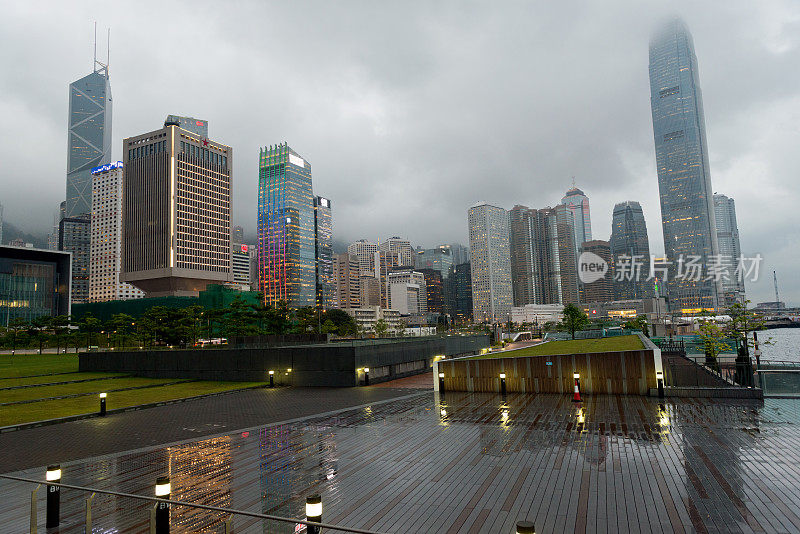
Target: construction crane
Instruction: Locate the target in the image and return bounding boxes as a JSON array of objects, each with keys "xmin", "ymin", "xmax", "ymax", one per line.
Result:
[{"xmin": 774, "ymin": 270, "xmax": 781, "ymax": 308}]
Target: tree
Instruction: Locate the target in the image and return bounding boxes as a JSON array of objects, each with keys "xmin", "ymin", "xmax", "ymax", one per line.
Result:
[
  {"xmin": 319, "ymin": 308, "xmax": 357, "ymax": 337},
  {"xmin": 220, "ymin": 297, "xmax": 259, "ymax": 338},
  {"xmin": 108, "ymin": 313, "xmax": 136, "ymax": 350},
  {"xmin": 623, "ymin": 315, "xmax": 650, "ymax": 337},
  {"xmin": 374, "ymin": 319, "xmax": 389, "ymax": 337},
  {"xmin": 7, "ymin": 317, "xmax": 27, "ymax": 354},
  {"xmin": 560, "ymin": 304, "xmax": 589, "ymax": 340},
  {"xmin": 295, "ymin": 306, "xmax": 320, "ymax": 334},
  {"xmin": 30, "ymin": 315, "xmax": 52, "ymax": 354},
  {"xmin": 78, "ymin": 314, "xmax": 102, "ymax": 351},
  {"xmin": 697, "ymin": 318, "xmax": 730, "ymax": 371},
  {"xmin": 50, "ymin": 315, "xmax": 70, "ymax": 354},
  {"xmin": 724, "ymin": 300, "xmax": 765, "ymax": 386}
]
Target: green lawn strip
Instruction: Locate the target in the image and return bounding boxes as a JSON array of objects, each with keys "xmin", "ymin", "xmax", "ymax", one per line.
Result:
[
  {"xmin": 469, "ymin": 335, "xmax": 645, "ymax": 359},
  {"xmin": 0, "ymin": 372, "xmax": 128, "ymax": 389},
  {"xmin": 0, "ymin": 381, "xmax": 267, "ymax": 427},
  {"xmin": 0, "ymin": 354, "xmax": 78, "ymax": 378},
  {"xmin": 1, "ymin": 377, "xmax": 192, "ymax": 404}
]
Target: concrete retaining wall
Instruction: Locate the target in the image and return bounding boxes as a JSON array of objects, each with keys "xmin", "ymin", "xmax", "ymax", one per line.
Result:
[{"xmin": 79, "ymin": 335, "xmax": 490, "ymax": 387}]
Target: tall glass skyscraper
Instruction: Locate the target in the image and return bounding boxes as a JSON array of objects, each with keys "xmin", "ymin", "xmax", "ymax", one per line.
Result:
[
  {"xmin": 66, "ymin": 67, "xmax": 112, "ymax": 218},
  {"xmin": 257, "ymin": 143, "xmax": 317, "ymax": 307},
  {"xmin": 649, "ymin": 18, "xmax": 720, "ymax": 312},
  {"xmin": 314, "ymin": 196, "xmax": 334, "ymax": 309},
  {"xmin": 609, "ymin": 201, "xmax": 652, "ymax": 300},
  {"xmin": 561, "ymin": 186, "xmax": 592, "ymax": 254},
  {"xmin": 714, "ymin": 193, "xmax": 745, "ymax": 306}
]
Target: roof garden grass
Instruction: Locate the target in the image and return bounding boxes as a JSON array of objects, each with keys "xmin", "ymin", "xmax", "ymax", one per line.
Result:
[{"xmin": 468, "ymin": 335, "xmax": 644, "ymax": 360}]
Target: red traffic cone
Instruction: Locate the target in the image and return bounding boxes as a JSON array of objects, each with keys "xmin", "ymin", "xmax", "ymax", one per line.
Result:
[{"xmin": 572, "ymin": 376, "xmax": 582, "ymax": 403}]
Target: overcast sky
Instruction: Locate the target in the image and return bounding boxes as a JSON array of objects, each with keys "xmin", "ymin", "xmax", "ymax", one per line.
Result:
[{"xmin": 1, "ymin": 1, "xmax": 798, "ymax": 305}]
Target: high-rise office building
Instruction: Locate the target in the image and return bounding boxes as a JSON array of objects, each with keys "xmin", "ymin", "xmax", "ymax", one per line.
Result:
[
  {"xmin": 650, "ymin": 18, "xmax": 720, "ymax": 312},
  {"xmin": 414, "ymin": 245, "xmax": 453, "ymax": 279},
  {"xmin": 388, "ymin": 269, "xmax": 427, "ymax": 315},
  {"xmin": 59, "ymin": 214, "xmax": 90, "ymax": 304},
  {"xmin": 120, "ymin": 121, "xmax": 233, "ymax": 296},
  {"xmin": 548, "ymin": 205, "xmax": 580, "ymax": 304},
  {"xmin": 610, "ymin": 201, "xmax": 652, "ymax": 300},
  {"xmin": 66, "ymin": 62, "xmax": 112, "ymax": 219},
  {"xmin": 333, "ymin": 253, "xmax": 360, "ymax": 309},
  {"xmin": 446, "ymin": 262, "xmax": 473, "ymax": 323},
  {"xmin": 164, "ymin": 115, "xmax": 208, "ymax": 138},
  {"xmin": 509, "ymin": 205, "xmax": 538, "ymax": 306},
  {"xmin": 561, "ymin": 186, "xmax": 592, "ymax": 253},
  {"xmin": 714, "ymin": 193, "xmax": 745, "ymax": 306},
  {"xmin": 418, "ymin": 268, "xmax": 444, "ymax": 315},
  {"xmin": 450, "ymin": 243, "xmax": 470, "ymax": 266},
  {"xmin": 89, "ymin": 161, "xmax": 144, "ymax": 302},
  {"xmin": 0, "ymin": 202, "xmax": 3, "ymax": 244},
  {"xmin": 468, "ymin": 202, "xmax": 512, "ymax": 323},
  {"xmin": 231, "ymin": 243, "xmax": 252, "ymax": 290},
  {"xmin": 314, "ymin": 196, "xmax": 334, "ymax": 309},
  {"xmin": 232, "ymin": 225, "xmax": 244, "ymax": 243},
  {"xmin": 347, "ymin": 240, "xmax": 380, "ymax": 278},
  {"xmin": 359, "ymin": 276, "xmax": 381, "ymax": 307},
  {"xmin": 580, "ymin": 240, "xmax": 614, "ymax": 303},
  {"xmin": 257, "ymin": 143, "xmax": 316, "ymax": 307},
  {"xmin": 0, "ymin": 246, "xmax": 71, "ymax": 321},
  {"xmin": 380, "ymin": 237, "xmax": 415, "ymax": 268}
]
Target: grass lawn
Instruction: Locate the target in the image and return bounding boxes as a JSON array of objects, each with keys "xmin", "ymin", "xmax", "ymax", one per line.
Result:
[
  {"xmin": 0, "ymin": 353, "xmax": 78, "ymax": 378},
  {"xmin": 0, "ymin": 380, "xmax": 267, "ymax": 427},
  {"xmin": 0, "ymin": 372, "xmax": 126, "ymax": 388},
  {"xmin": 470, "ymin": 335, "xmax": 645, "ymax": 359},
  {"xmin": 2, "ymin": 376, "xmax": 193, "ymax": 404}
]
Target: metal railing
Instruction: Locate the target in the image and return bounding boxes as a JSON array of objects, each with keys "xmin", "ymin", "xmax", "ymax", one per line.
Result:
[{"xmin": 1, "ymin": 473, "xmax": 385, "ymax": 534}]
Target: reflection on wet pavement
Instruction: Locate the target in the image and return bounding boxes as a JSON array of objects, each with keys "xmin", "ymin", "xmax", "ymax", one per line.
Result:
[{"xmin": 3, "ymin": 392, "xmax": 800, "ymax": 533}]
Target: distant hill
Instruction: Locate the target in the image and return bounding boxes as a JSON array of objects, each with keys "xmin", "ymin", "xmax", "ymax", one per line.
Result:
[{"xmin": 3, "ymin": 221, "xmax": 49, "ymax": 249}]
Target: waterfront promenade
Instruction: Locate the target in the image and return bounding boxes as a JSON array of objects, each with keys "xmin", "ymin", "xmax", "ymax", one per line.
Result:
[{"xmin": 2, "ymin": 375, "xmax": 800, "ymax": 533}]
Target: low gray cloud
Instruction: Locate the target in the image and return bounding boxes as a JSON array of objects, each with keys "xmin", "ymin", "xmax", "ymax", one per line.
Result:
[{"xmin": 0, "ymin": 0, "xmax": 797, "ymax": 305}]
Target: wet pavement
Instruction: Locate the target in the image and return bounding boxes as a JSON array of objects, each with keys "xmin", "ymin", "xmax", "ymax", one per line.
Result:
[{"xmin": 3, "ymin": 391, "xmax": 800, "ymax": 533}]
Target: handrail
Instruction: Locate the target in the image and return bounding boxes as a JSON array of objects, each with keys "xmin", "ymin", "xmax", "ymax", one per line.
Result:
[{"xmin": 0, "ymin": 473, "xmax": 385, "ymax": 534}]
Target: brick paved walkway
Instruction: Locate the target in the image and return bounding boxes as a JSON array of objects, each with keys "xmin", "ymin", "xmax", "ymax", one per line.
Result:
[{"xmin": 4, "ymin": 392, "xmax": 800, "ymax": 533}]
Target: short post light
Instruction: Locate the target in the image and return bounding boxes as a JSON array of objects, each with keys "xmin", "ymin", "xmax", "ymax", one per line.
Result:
[
  {"xmin": 45, "ymin": 464, "xmax": 61, "ymax": 528},
  {"xmin": 516, "ymin": 520, "xmax": 536, "ymax": 533},
  {"xmin": 438, "ymin": 372, "xmax": 445, "ymax": 394},
  {"xmin": 306, "ymin": 493, "xmax": 322, "ymax": 534},
  {"xmin": 656, "ymin": 371, "xmax": 665, "ymax": 399},
  {"xmin": 99, "ymin": 392, "xmax": 107, "ymax": 416},
  {"xmin": 154, "ymin": 476, "xmax": 171, "ymax": 534},
  {"xmin": 268, "ymin": 370, "xmax": 274, "ymax": 388},
  {"xmin": 500, "ymin": 373, "xmax": 507, "ymax": 396},
  {"xmin": 363, "ymin": 367, "xmax": 370, "ymax": 386},
  {"xmin": 572, "ymin": 372, "xmax": 582, "ymax": 403}
]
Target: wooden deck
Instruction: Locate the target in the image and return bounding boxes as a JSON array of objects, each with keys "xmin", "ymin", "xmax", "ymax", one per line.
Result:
[{"xmin": 3, "ymin": 391, "xmax": 800, "ymax": 533}]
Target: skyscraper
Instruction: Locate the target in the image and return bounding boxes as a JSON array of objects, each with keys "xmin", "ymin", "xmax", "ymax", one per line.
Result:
[
  {"xmin": 650, "ymin": 18, "xmax": 720, "ymax": 311},
  {"xmin": 609, "ymin": 201, "xmax": 652, "ymax": 300},
  {"xmin": 380, "ymin": 236, "xmax": 414, "ymax": 268},
  {"xmin": 551, "ymin": 204, "xmax": 580, "ymax": 304},
  {"xmin": 714, "ymin": 193, "xmax": 745, "ymax": 306},
  {"xmin": 257, "ymin": 143, "xmax": 316, "ymax": 307},
  {"xmin": 468, "ymin": 202, "xmax": 512, "ymax": 323},
  {"xmin": 561, "ymin": 186, "xmax": 592, "ymax": 253},
  {"xmin": 89, "ymin": 161, "xmax": 144, "ymax": 302},
  {"xmin": 314, "ymin": 196, "xmax": 334, "ymax": 309},
  {"xmin": 347, "ymin": 240, "xmax": 380, "ymax": 278},
  {"xmin": 509, "ymin": 205, "xmax": 538, "ymax": 306},
  {"xmin": 417, "ymin": 268, "xmax": 444, "ymax": 315},
  {"xmin": 580, "ymin": 240, "xmax": 613, "ymax": 303},
  {"xmin": 120, "ymin": 121, "xmax": 233, "ymax": 296},
  {"xmin": 333, "ymin": 253, "xmax": 360, "ymax": 309},
  {"xmin": 58, "ymin": 215, "xmax": 90, "ymax": 303},
  {"xmin": 66, "ymin": 62, "xmax": 112, "ymax": 218},
  {"xmin": 414, "ymin": 245, "xmax": 453, "ymax": 280},
  {"xmin": 446, "ymin": 262, "xmax": 473, "ymax": 323},
  {"xmin": 232, "ymin": 225, "xmax": 244, "ymax": 243}
]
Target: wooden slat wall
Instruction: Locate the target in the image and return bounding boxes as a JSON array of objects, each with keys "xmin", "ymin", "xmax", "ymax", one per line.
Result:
[{"xmin": 439, "ymin": 349, "xmax": 656, "ymax": 395}]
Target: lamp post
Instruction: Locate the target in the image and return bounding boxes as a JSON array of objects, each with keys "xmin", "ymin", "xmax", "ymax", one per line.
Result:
[
  {"xmin": 268, "ymin": 370, "xmax": 274, "ymax": 388},
  {"xmin": 438, "ymin": 372, "xmax": 445, "ymax": 394},
  {"xmin": 306, "ymin": 494, "xmax": 322, "ymax": 534},
  {"xmin": 500, "ymin": 373, "xmax": 507, "ymax": 396},
  {"xmin": 516, "ymin": 520, "xmax": 536, "ymax": 533},
  {"xmin": 572, "ymin": 372, "xmax": 581, "ymax": 402},
  {"xmin": 45, "ymin": 465, "xmax": 61, "ymax": 528},
  {"xmin": 656, "ymin": 371, "xmax": 664, "ymax": 399},
  {"xmin": 364, "ymin": 367, "xmax": 370, "ymax": 386},
  {"xmin": 154, "ymin": 476, "xmax": 170, "ymax": 534},
  {"xmin": 99, "ymin": 392, "xmax": 107, "ymax": 416}
]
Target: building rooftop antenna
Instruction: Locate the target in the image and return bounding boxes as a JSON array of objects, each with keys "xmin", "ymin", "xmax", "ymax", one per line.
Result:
[
  {"xmin": 774, "ymin": 270, "xmax": 781, "ymax": 307},
  {"xmin": 92, "ymin": 22, "xmax": 109, "ymax": 76}
]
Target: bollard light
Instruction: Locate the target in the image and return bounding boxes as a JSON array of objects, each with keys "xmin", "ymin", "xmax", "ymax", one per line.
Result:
[
  {"xmin": 500, "ymin": 373, "xmax": 507, "ymax": 396},
  {"xmin": 306, "ymin": 494, "xmax": 322, "ymax": 534},
  {"xmin": 363, "ymin": 368, "xmax": 370, "ymax": 386},
  {"xmin": 516, "ymin": 520, "xmax": 536, "ymax": 534},
  {"xmin": 438, "ymin": 372, "xmax": 445, "ymax": 394},
  {"xmin": 46, "ymin": 464, "xmax": 61, "ymax": 528},
  {"xmin": 99, "ymin": 392, "xmax": 107, "ymax": 416},
  {"xmin": 656, "ymin": 370, "xmax": 665, "ymax": 399},
  {"xmin": 268, "ymin": 370, "xmax": 274, "ymax": 388},
  {"xmin": 155, "ymin": 476, "xmax": 170, "ymax": 534}
]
